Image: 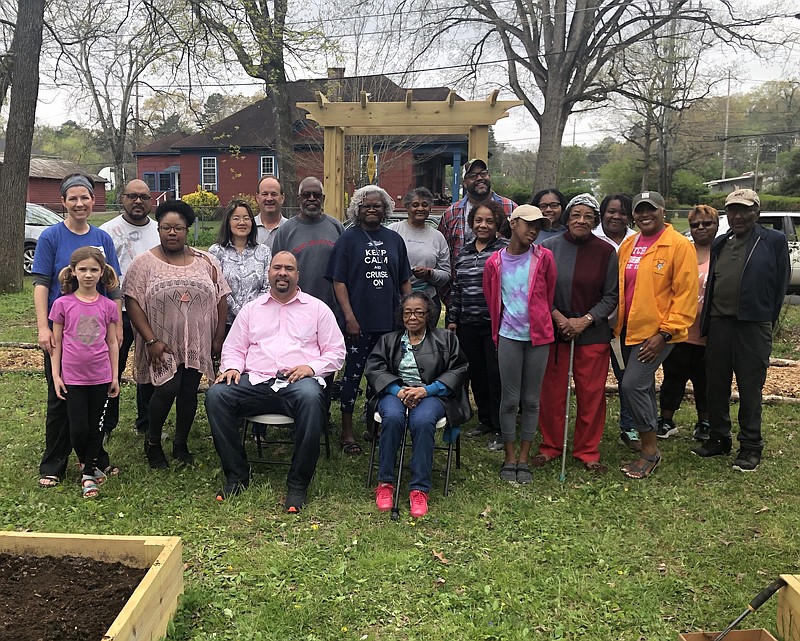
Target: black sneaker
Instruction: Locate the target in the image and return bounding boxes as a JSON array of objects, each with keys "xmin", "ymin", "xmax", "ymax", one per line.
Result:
[
  {"xmin": 732, "ymin": 449, "xmax": 761, "ymax": 472},
  {"xmin": 466, "ymin": 424, "xmax": 494, "ymax": 438},
  {"xmin": 691, "ymin": 438, "xmax": 732, "ymax": 457},
  {"xmin": 656, "ymin": 417, "xmax": 678, "ymax": 439},
  {"xmin": 172, "ymin": 443, "xmax": 195, "ymax": 465},
  {"xmin": 285, "ymin": 488, "xmax": 307, "ymax": 513},
  {"xmin": 693, "ymin": 420, "xmax": 711, "ymax": 441},
  {"xmin": 487, "ymin": 434, "xmax": 504, "ymax": 452},
  {"xmin": 145, "ymin": 439, "xmax": 169, "ymax": 469}
]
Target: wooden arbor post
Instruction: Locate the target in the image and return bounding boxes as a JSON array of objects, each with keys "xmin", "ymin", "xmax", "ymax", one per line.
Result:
[{"xmin": 297, "ymin": 90, "xmax": 522, "ymax": 220}]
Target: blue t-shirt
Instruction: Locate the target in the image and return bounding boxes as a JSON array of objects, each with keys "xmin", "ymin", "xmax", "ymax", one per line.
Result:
[
  {"xmin": 325, "ymin": 225, "xmax": 411, "ymax": 333},
  {"xmin": 31, "ymin": 222, "xmax": 122, "ymax": 311}
]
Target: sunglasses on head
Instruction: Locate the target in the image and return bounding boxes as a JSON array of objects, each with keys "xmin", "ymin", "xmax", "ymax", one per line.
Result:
[{"xmin": 689, "ymin": 220, "xmax": 715, "ymax": 229}]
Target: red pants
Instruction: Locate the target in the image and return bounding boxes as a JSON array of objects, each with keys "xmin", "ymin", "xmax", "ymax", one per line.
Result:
[{"xmin": 538, "ymin": 341, "xmax": 609, "ymax": 463}]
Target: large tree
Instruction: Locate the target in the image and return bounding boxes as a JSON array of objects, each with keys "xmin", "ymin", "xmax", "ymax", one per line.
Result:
[
  {"xmin": 389, "ymin": 0, "xmax": 793, "ymax": 188},
  {"xmin": 0, "ymin": 0, "xmax": 46, "ymax": 293},
  {"xmin": 45, "ymin": 0, "xmax": 184, "ymax": 198},
  {"xmin": 186, "ymin": 0, "xmax": 324, "ymax": 205}
]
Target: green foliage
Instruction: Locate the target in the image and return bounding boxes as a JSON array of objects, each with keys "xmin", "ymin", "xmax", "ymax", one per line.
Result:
[
  {"xmin": 670, "ymin": 170, "xmax": 707, "ymax": 206},
  {"xmin": 557, "ymin": 145, "xmax": 591, "ymax": 191},
  {"xmin": 776, "ymin": 148, "xmax": 800, "ymax": 196},
  {"xmin": 697, "ymin": 192, "xmax": 800, "ymax": 212},
  {"xmin": 182, "ymin": 187, "xmax": 220, "ymax": 210},
  {"xmin": 599, "ymin": 158, "xmax": 641, "ymax": 196}
]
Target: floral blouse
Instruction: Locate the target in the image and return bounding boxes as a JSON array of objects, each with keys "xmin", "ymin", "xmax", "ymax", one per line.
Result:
[{"xmin": 208, "ymin": 242, "xmax": 271, "ymax": 325}]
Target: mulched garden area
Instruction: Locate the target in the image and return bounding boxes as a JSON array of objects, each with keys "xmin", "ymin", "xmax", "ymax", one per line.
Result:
[{"xmin": 0, "ymin": 553, "xmax": 147, "ymax": 641}]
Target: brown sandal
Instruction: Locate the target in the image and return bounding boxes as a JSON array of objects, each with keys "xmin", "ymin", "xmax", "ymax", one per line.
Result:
[
  {"xmin": 621, "ymin": 451, "xmax": 661, "ymax": 479},
  {"xmin": 584, "ymin": 461, "xmax": 608, "ymax": 475},
  {"xmin": 530, "ymin": 454, "xmax": 556, "ymax": 468}
]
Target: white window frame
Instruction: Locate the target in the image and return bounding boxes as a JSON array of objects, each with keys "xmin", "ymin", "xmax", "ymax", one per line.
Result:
[
  {"xmin": 260, "ymin": 155, "xmax": 277, "ymax": 178},
  {"xmin": 201, "ymin": 156, "xmax": 218, "ymax": 192}
]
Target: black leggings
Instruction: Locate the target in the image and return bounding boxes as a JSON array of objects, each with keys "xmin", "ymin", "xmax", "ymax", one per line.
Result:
[
  {"xmin": 148, "ymin": 365, "xmax": 202, "ymax": 445},
  {"xmin": 65, "ymin": 383, "xmax": 109, "ymax": 477}
]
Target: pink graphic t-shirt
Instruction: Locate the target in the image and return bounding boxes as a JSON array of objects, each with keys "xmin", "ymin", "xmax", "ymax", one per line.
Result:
[
  {"xmin": 49, "ymin": 293, "xmax": 119, "ymax": 385},
  {"xmin": 624, "ymin": 229, "xmax": 665, "ymax": 325},
  {"xmin": 686, "ymin": 257, "xmax": 710, "ymax": 345}
]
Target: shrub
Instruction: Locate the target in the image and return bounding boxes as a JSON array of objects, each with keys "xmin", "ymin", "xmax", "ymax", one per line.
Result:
[{"xmin": 697, "ymin": 192, "xmax": 800, "ymax": 212}]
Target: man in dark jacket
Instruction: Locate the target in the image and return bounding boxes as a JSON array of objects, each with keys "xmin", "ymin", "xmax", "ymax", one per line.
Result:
[{"xmin": 693, "ymin": 189, "xmax": 790, "ymax": 471}]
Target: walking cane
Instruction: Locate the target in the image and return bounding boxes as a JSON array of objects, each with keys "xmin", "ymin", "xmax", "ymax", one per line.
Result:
[
  {"xmin": 559, "ymin": 339, "xmax": 575, "ymax": 483},
  {"xmin": 391, "ymin": 406, "xmax": 411, "ymax": 521}
]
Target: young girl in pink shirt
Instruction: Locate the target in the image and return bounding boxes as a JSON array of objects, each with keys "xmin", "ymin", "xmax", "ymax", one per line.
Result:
[{"xmin": 49, "ymin": 247, "xmax": 120, "ymax": 498}]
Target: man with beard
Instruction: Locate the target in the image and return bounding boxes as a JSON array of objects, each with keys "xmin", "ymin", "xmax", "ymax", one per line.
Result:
[
  {"xmin": 271, "ymin": 176, "xmax": 344, "ymax": 314},
  {"xmin": 437, "ymin": 158, "xmax": 516, "ymax": 304},
  {"xmin": 254, "ymin": 174, "xmax": 286, "ymax": 250},
  {"xmin": 100, "ymin": 179, "xmax": 160, "ymax": 437},
  {"xmin": 206, "ymin": 251, "xmax": 345, "ymax": 512}
]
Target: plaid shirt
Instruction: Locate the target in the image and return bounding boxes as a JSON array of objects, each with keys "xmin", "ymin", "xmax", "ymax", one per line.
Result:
[
  {"xmin": 437, "ymin": 192, "xmax": 516, "ymax": 304},
  {"xmin": 438, "ymin": 192, "xmax": 516, "ymax": 266}
]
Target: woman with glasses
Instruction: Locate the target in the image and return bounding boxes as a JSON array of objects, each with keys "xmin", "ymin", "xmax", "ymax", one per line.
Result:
[
  {"xmin": 531, "ymin": 188, "xmax": 568, "ymax": 244},
  {"xmin": 124, "ymin": 200, "xmax": 230, "ymax": 468},
  {"xmin": 365, "ymin": 292, "xmax": 470, "ymax": 518},
  {"xmin": 446, "ymin": 200, "xmax": 508, "ymax": 449},
  {"xmin": 33, "ymin": 173, "xmax": 124, "ymax": 488},
  {"xmin": 209, "ymin": 199, "xmax": 270, "ymax": 333},
  {"xmin": 657, "ymin": 205, "xmax": 718, "ymax": 442},
  {"xmin": 326, "ymin": 186, "xmax": 412, "ymax": 455}
]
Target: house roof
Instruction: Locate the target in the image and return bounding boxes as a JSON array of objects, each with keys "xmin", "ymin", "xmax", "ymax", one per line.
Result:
[
  {"xmin": 134, "ymin": 132, "xmax": 190, "ymax": 154},
  {"xmin": 144, "ymin": 75, "xmax": 465, "ymax": 153},
  {"xmin": 0, "ymin": 155, "xmax": 106, "ymax": 183}
]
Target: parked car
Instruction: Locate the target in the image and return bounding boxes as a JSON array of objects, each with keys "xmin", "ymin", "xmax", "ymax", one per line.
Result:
[
  {"xmin": 685, "ymin": 211, "xmax": 800, "ymax": 294},
  {"xmin": 25, "ymin": 204, "xmax": 63, "ymax": 274}
]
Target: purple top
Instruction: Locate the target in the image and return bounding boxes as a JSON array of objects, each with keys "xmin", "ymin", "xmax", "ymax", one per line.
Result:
[{"xmin": 49, "ymin": 293, "xmax": 119, "ymax": 385}]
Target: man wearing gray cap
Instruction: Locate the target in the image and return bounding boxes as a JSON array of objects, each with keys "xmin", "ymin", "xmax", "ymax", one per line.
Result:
[
  {"xmin": 437, "ymin": 158, "xmax": 516, "ymax": 304},
  {"xmin": 693, "ymin": 189, "xmax": 789, "ymax": 471}
]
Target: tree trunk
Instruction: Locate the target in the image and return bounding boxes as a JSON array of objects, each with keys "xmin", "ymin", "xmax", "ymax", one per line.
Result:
[
  {"xmin": 534, "ymin": 95, "xmax": 570, "ymax": 190},
  {"xmin": 269, "ymin": 83, "xmax": 297, "ymax": 212},
  {"xmin": 640, "ymin": 121, "xmax": 653, "ymax": 191},
  {"xmin": 0, "ymin": 0, "xmax": 45, "ymax": 293}
]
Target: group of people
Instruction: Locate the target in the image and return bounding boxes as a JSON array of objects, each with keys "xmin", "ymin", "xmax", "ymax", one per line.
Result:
[{"xmin": 31, "ymin": 159, "xmax": 789, "ymax": 517}]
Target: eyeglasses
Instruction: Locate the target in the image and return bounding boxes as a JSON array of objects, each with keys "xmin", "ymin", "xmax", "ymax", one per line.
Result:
[
  {"xmin": 568, "ymin": 213, "xmax": 596, "ymax": 222},
  {"xmin": 158, "ymin": 225, "xmax": 188, "ymax": 233},
  {"xmin": 689, "ymin": 220, "xmax": 716, "ymax": 229},
  {"xmin": 230, "ymin": 216, "xmax": 251, "ymax": 223},
  {"xmin": 402, "ymin": 310, "xmax": 427, "ymax": 318},
  {"xmin": 538, "ymin": 202, "xmax": 561, "ymax": 210},
  {"xmin": 123, "ymin": 193, "xmax": 151, "ymax": 202},
  {"xmin": 300, "ymin": 191, "xmax": 323, "ymax": 200},
  {"xmin": 359, "ymin": 203, "xmax": 383, "ymax": 211},
  {"xmin": 465, "ymin": 170, "xmax": 489, "ymax": 180}
]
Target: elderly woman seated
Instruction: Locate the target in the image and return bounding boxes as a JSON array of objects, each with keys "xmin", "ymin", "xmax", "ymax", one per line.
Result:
[{"xmin": 365, "ymin": 292, "xmax": 471, "ymax": 518}]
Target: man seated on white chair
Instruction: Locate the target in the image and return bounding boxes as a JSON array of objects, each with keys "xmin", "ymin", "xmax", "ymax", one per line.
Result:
[{"xmin": 206, "ymin": 251, "xmax": 345, "ymax": 512}]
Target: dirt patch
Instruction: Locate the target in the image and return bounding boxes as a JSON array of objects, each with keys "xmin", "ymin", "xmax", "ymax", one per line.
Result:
[
  {"xmin": 0, "ymin": 347, "xmax": 44, "ymax": 371},
  {"xmin": 0, "ymin": 553, "xmax": 147, "ymax": 641}
]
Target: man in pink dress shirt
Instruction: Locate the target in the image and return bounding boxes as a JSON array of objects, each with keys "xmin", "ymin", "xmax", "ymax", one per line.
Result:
[{"xmin": 206, "ymin": 251, "xmax": 345, "ymax": 511}]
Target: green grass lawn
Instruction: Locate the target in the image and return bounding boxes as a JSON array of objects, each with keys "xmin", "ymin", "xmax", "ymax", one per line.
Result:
[{"xmin": 1, "ymin": 288, "xmax": 798, "ymax": 640}]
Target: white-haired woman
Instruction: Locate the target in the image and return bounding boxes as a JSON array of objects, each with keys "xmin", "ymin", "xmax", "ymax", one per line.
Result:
[{"xmin": 325, "ymin": 186, "xmax": 412, "ymax": 454}]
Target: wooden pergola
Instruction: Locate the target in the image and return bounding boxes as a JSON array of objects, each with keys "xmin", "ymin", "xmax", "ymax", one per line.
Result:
[{"xmin": 296, "ymin": 90, "xmax": 523, "ymax": 220}]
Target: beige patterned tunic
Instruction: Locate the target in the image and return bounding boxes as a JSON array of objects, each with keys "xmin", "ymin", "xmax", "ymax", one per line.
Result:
[{"xmin": 123, "ymin": 249, "xmax": 231, "ymax": 386}]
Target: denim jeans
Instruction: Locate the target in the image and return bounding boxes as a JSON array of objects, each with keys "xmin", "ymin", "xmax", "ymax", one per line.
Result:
[
  {"xmin": 610, "ymin": 345, "xmax": 634, "ymax": 431},
  {"xmin": 377, "ymin": 394, "xmax": 445, "ymax": 493},
  {"xmin": 205, "ymin": 374, "xmax": 326, "ymax": 492}
]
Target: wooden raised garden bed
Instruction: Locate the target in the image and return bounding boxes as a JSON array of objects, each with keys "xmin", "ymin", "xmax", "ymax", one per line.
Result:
[{"xmin": 0, "ymin": 532, "xmax": 182, "ymax": 641}]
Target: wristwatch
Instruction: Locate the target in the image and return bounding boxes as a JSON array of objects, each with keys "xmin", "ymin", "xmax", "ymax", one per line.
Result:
[
  {"xmin": 659, "ymin": 331, "xmax": 672, "ymax": 343},
  {"xmin": 145, "ymin": 338, "xmax": 159, "ymax": 347}
]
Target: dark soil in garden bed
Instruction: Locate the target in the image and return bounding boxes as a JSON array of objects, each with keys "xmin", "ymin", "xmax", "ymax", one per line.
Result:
[{"xmin": 0, "ymin": 552, "xmax": 148, "ymax": 641}]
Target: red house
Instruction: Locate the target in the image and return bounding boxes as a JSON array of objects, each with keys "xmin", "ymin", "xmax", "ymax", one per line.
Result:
[
  {"xmin": 133, "ymin": 73, "xmax": 469, "ymax": 212},
  {"xmin": 0, "ymin": 155, "xmax": 107, "ymax": 211}
]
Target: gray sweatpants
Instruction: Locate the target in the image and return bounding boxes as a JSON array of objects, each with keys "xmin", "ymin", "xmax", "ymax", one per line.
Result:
[
  {"xmin": 620, "ymin": 340, "xmax": 674, "ymax": 433},
  {"xmin": 497, "ymin": 336, "xmax": 549, "ymax": 442}
]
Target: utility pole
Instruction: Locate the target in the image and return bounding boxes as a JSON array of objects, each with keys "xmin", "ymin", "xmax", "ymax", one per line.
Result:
[{"xmin": 721, "ymin": 72, "xmax": 730, "ymax": 180}]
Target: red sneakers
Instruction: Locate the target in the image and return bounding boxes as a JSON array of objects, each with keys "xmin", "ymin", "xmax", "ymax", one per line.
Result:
[
  {"xmin": 409, "ymin": 490, "xmax": 429, "ymax": 518},
  {"xmin": 374, "ymin": 483, "xmax": 394, "ymax": 511}
]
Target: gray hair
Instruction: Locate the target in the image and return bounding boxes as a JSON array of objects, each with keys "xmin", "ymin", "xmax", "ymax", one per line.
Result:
[
  {"xmin": 347, "ymin": 185, "xmax": 394, "ymax": 225},
  {"xmin": 565, "ymin": 193, "xmax": 600, "ymax": 214}
]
